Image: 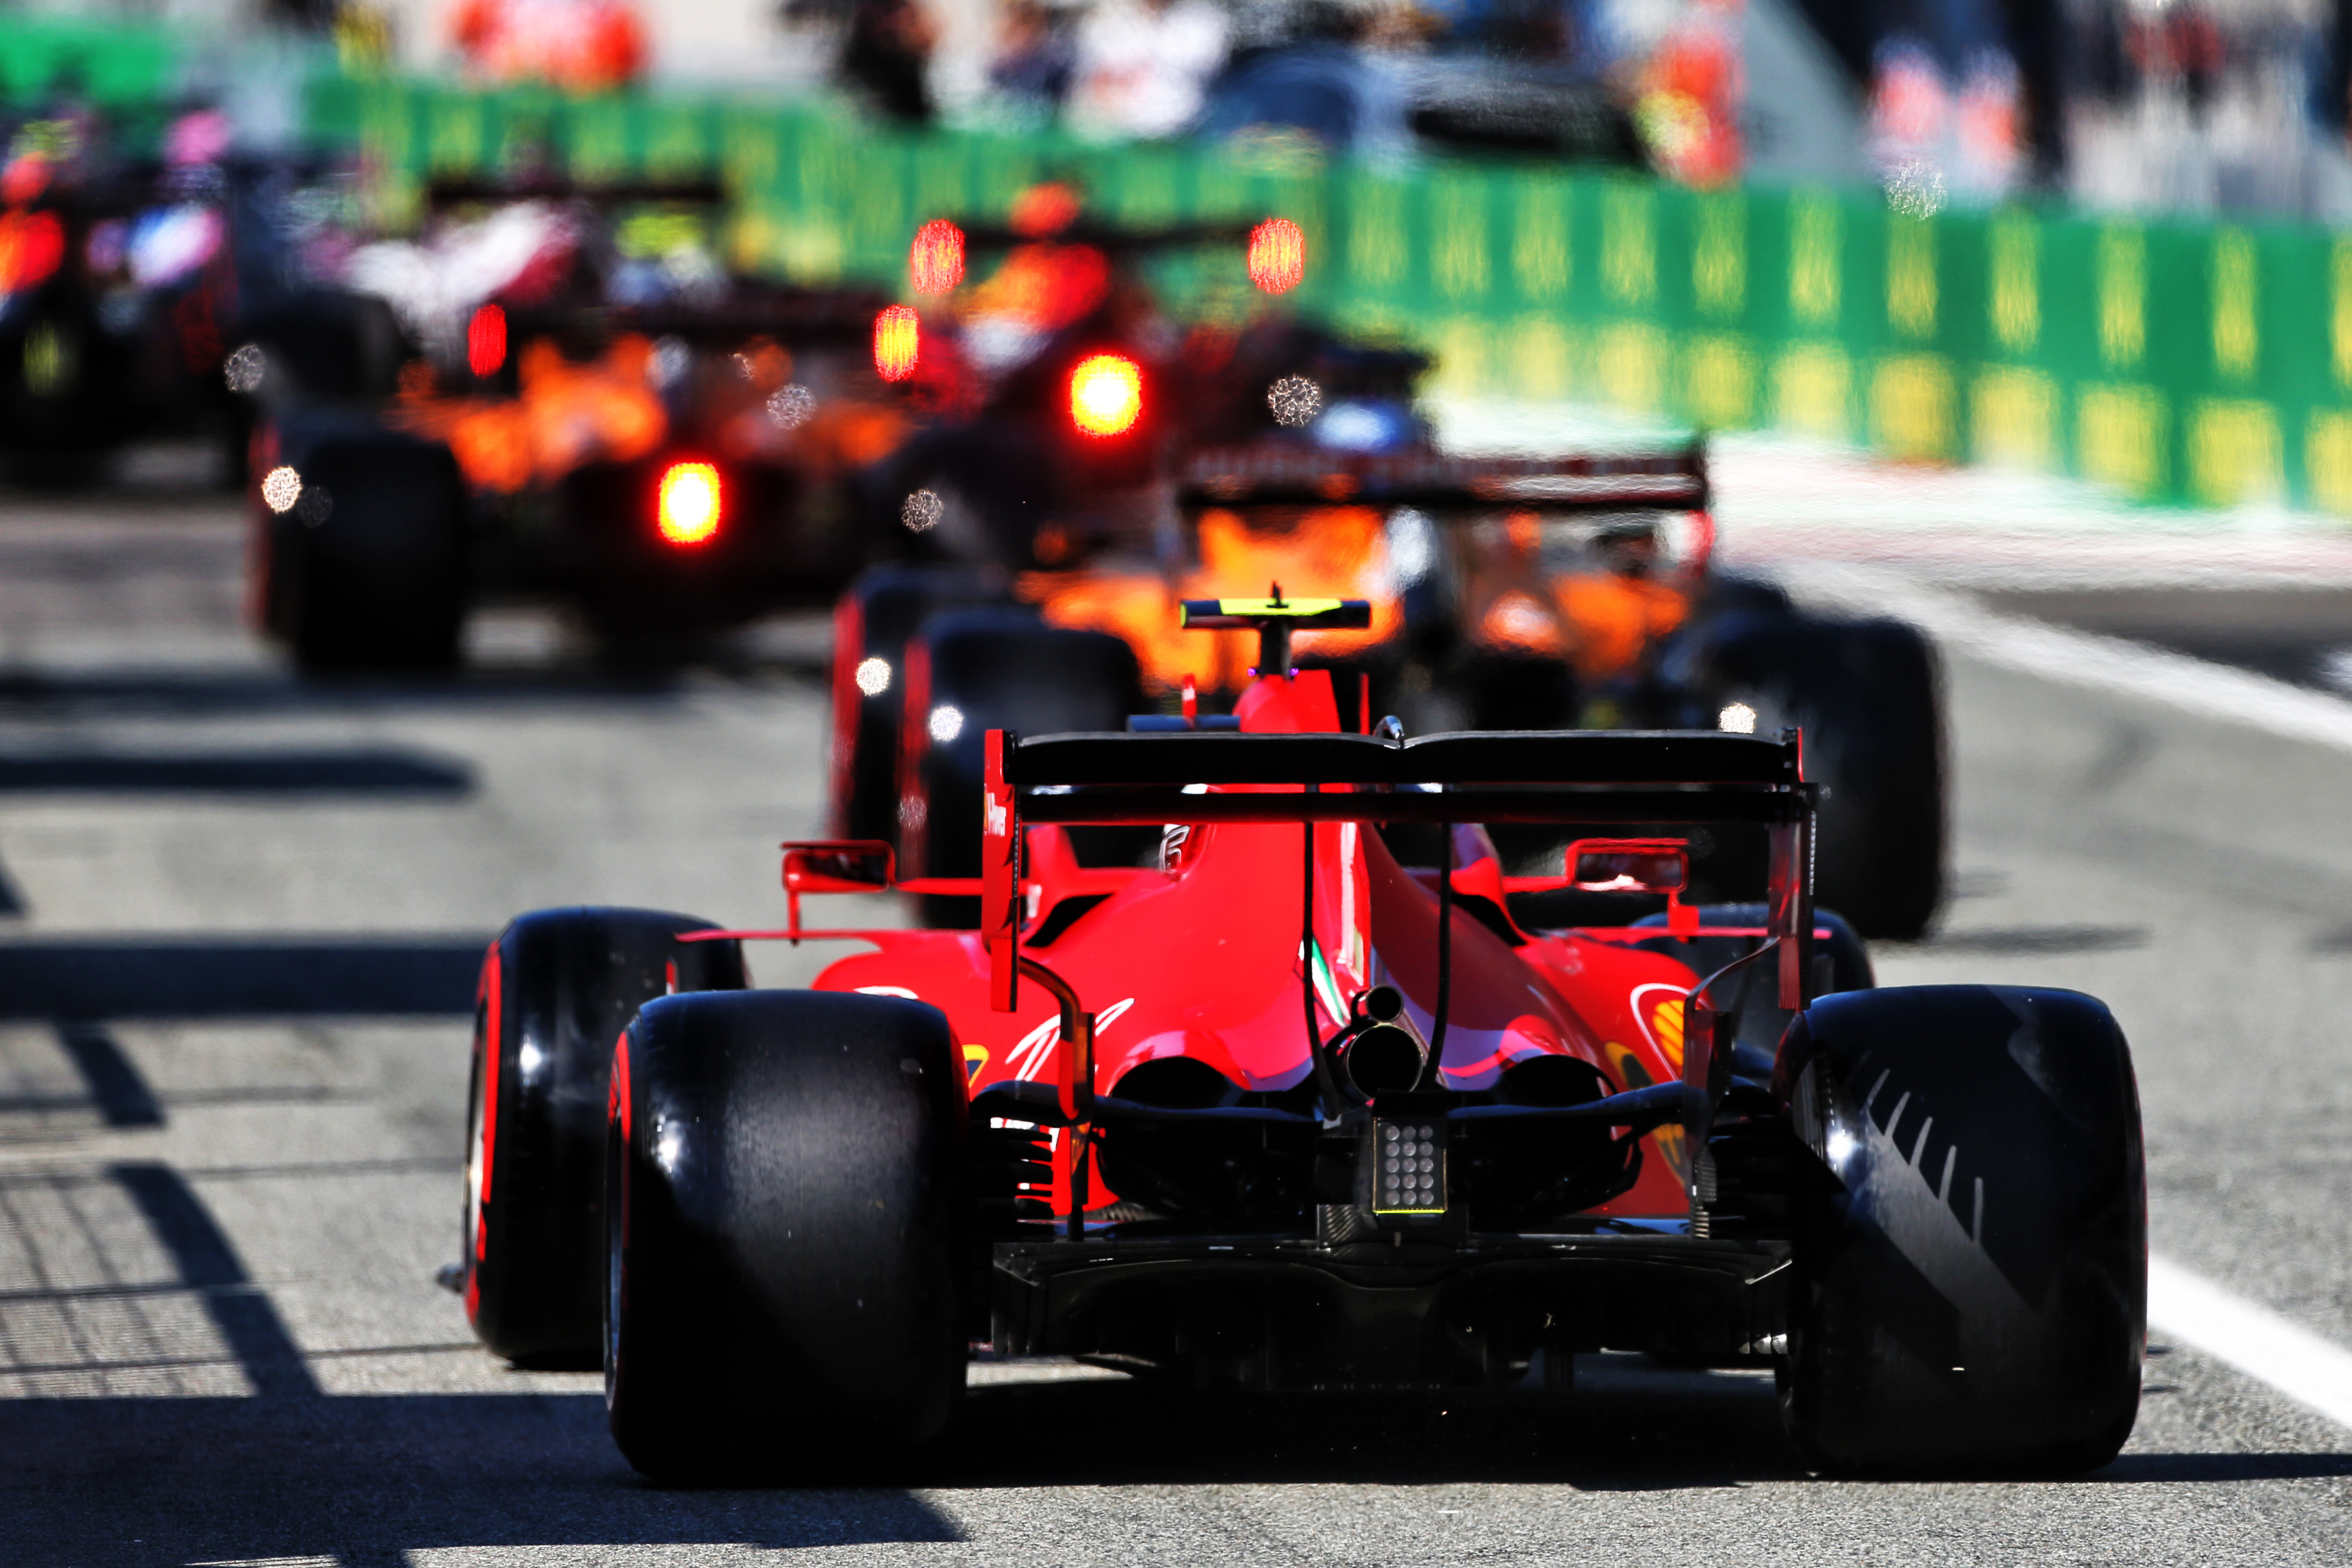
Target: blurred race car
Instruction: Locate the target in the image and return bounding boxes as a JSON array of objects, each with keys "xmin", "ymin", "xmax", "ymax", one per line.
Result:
[
  {"xmin": 0, "ymin": 107, "xmax": 265, "ymax": 481},
  {"xmin": 456, "ymin": 597, "xmax": 2146, "ymax": 1482},
  {"xmin": 237, "ymin": 175, "xmax": 900, "ymax": 670},
  {"xmin": 838, "ymin": 441, "xmax": 1948, "ymax": 938},
  {"xmin": 855, "ymin": 186, "xmax": 1427, "ymax": 568}
]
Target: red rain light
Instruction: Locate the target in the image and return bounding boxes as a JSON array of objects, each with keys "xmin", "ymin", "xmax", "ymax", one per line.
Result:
[
  {"xmin": 1068, "ymin": 353, "xmax": 1142, "ymax": 437},
  {"xmin": 910, "ymin": 219, "xmax": 965, "ymax": 294},
  {"xmin": 0, "ymin": 210, "xmax": 64, "ymax": 294},
  {"xmin": 467, "ymin": 304, "xmax": 506, "ymax": 377},
  {"xmin": 656, "ymin": 461, "xmax": 722, "ymax": 545},
  {"xmin": 873, "ymin": 304, "xmax": 920, "ymax": 382},
  {"xmin": 1248, "ymin": 217, "xmax": 1305, "ymax": 295}
]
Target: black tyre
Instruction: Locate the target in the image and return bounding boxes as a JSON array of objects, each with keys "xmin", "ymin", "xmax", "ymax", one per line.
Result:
[
  {"xmin": 1707, "ymin": 615, "xmax": 1946, "ymax": 940},
  {"xmin": 258, "ymin": 412, "xmax": 470, "ymax": 673},
  {"xmin": 899, "ymin": 608, "xmax": 1146, "ymax": 924},
  {"xmin": 605, "ymin": 989, "xmax": 969, "ymax": 1481},
  {"xmin": 1774, "ymin": 985, "xmax": 2146, "ymax": 1475},
  {"xmin": 463, "ymin": 908, "xmax": 745, "ymax": 1367},
  {"xmin": 828, "ymin": 566, "xmax": 1009, "ymax": 846}
]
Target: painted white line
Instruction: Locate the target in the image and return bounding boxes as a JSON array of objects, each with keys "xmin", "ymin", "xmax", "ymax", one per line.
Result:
[
  {"xmin": 1773, "ymin": 561, "xmax": 2352, "ymax": 757},
  {"xmin": 2149, "ymin": 1255, "xmax": 2352, "ymax": 1432}
]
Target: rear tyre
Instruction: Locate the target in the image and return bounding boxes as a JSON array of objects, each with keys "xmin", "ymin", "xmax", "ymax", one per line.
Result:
[
  {"xmin": 1774, "ymin": 985, "xmax": 2146, "ymax": 1475},
  {"xmin": 605, "ymin": 990, "xmax": 968, "ymax": 1481},
  {"xmin": 899, "ymin": 608, "xmax": 1146, "ymax": 926},
  {"xmin": 258, "ymin": 415, "xmax": 470, "ymax": 673},
  {"xmin": 828, "ymin": 566, "xmax": 1006, "ymax": 846},
  {"xmin": 463, "ymin": 908, "xmax": 745, "ymax": 1367},
  {"xmin": 1708, "ymin": 615, "xmax": 1945, "ymax": 939}
]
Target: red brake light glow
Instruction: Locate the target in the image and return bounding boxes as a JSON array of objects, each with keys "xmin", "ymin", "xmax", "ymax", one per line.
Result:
[
  {"xmin": 1248, "ymin": 217, "xmax": 1305, "ymax": 294},
  {"xmin": 467, "ymin": 304, "xmax": 506, "ymax": 377},
  {"xmin": 0, "ymin": 209, "xmax": 64, "ymax": 295},
  {"xmin": 910, "ymin": 219, "xmax": 965, "ymax": 294},
  {"xmin": 873, "ymin": 304, "xmax": 920, "ymax": 381},
  {"xmin": 656, "ymin": 461, "xmax": 722, "ymax": 545},
  {"xmin": 1068, "ymin": 353, "xmax": 1142, "ymax": 437}
]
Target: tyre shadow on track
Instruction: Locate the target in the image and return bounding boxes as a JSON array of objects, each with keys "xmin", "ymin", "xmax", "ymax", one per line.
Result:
[
  {"xmin": 936, "ymin": 1376, "xmax": 1803, "ymax": 1490},
  {"xmin": 18, "ymin": 1381, "xmax": 2352, "ymax": 1568}
]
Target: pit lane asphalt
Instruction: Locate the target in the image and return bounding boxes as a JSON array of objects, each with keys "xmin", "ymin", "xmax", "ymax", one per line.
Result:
[{"xmin": 5, "ymin": 481, "xmax": 2352, "ymax": 1566}]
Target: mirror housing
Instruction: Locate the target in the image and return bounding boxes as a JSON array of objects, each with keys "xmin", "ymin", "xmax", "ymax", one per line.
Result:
[
  {"xmin": 1565, "ymin": 838, "xmax": 1689, "ymax": 895},
  {"xmin": 783, "ymin": 840, "xmax": 896, "ymax": 894},
  {"xmin": 1564, "ymin": 836, "xmax": 1696, "ymax": 938}
]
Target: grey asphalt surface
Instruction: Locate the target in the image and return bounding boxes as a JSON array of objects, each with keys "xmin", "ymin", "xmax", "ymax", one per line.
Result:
[
  {"xmin": 7, "ymin": 480, "xmax": 2352, "ymax": 1565},
  {"xmin": 1974, "ymin": 584, "xmax": 2352, "ymax": 696}
]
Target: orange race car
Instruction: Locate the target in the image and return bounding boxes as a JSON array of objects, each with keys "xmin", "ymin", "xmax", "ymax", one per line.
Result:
[
  {"xmin": 833, "ymin": 441, "xmax": 1948, "ymax": 939},
  {"xmin": 235, "ymin": 176, "xmax": 901, "ymax": 668}
]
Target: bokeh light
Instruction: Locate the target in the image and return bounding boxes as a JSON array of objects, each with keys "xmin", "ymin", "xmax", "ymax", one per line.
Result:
[
  {"xmin": 910, "ymin": 219, "xmax": 965, "ymax": 295},
  {"xmin": 1069, "ymin": 353, "xmax": 1143, "ymax": 436},
  {"xmin": 873, "ymin": 305, "xmax": 920, "ymax": 382},
  {"xmin": 1248, "ymin": 218, "xmax": 1305, "ymax": 295},
  {"xmin": 656, "ymin": 461, "xmax": 722, "ymax": 545}
]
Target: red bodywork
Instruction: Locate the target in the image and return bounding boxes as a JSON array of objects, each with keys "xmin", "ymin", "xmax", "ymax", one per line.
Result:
[{"xmin": 731, "ymin": 665, "xmax": 1719, "ymax": 1223}]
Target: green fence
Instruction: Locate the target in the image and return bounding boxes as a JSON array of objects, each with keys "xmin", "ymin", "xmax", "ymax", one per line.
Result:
[
  {"xmin": 303, "ymin": 74, "xmax": 2352, "ymax": 518},
  {"xmin": 0, "ymin": 17, "xmax": 177, "ymax": 107}
]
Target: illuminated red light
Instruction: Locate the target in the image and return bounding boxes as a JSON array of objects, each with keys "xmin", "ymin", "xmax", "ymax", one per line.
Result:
[
  {"xmin": 467, "ymin": 304, "xmax": 506, "ymax": 377},
  {"xmin": 1249, "ymin": 218, "xmax": 1305, "ymax": 294},
  {"xmin": 1068, "ymin": 353, "xmax": 1142, "ymax": 437},
  {"xmin": 0, "ymin": 210, "xmax": 64, "ymax": 294},
  {"xmin": 656, "ymin": 461, "xmax": 722, "ymax": 545},
  {"xmin": 910, "ymin": 219, "xmax": 965, "ymax": 295},
  {"xmin": 873, "ymin": 305, "xmax": 920, "ymax": 382}
]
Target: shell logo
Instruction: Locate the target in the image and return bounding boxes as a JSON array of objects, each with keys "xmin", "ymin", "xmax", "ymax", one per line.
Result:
[{"xmin": 1649, "ymin": 997, "xmax": 1686, "ymax": 1073}]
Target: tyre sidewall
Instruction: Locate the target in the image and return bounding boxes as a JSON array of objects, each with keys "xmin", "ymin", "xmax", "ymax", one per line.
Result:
[
  {"xmin": 466, "ymin": 907, "xmax": 745, "ymax": 1364},
  {"xmin": 606, "ymin": 989, "xmax": 968, "ymax": 1480},
  {"xmin": 1775, "ymin": 984, "xmax": 2146, "ymax": 1475}
]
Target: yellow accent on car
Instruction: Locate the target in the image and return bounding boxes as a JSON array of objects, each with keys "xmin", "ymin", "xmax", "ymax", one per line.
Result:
[{"xmin": 1184, "ymin": 597, "xmax": 1348, "ymax": 623}]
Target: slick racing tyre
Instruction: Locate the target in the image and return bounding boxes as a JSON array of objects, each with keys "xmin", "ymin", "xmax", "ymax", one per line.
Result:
[
  {"xmin": 1707, "ymin": 615, "xmax": 1945, "ymax": 940},
  {"xmin": 605, "ymin": 990, "xmax": 969, "ymax": 1481},
  {"xmin": 256, "ymin": 413, "xmax": 470, "ymax": 673},
  {"xmin": 898, "ymin": 608, "xmax": 1145, "ymax": 926},
  {"xmin": 463, "ymin": 908, "xmax": 746, "ymax": 1367},
  {"xmin": 1774, "ymin": 985, "xmax": 2146, "ymax": 1476},
  {"xmin": 828, "ymin": 567, "xmax": 1009, "ymax": 847}
]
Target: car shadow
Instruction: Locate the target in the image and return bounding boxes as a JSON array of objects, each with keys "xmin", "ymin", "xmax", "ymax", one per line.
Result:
[
  {"xmin": 2, "ymin": 1391, "xmax": 965, "ymax": 1567},
  {"xmin": 0, "ymin": 936, "xmax": 489, "ymax": 1022},
  {"xmin": 0, "ymin": 668, "xmax": 698, "ymax": 719},
  {"xmin": 0, "ymin": 747, "xmax": 473, "ymax": 795}
]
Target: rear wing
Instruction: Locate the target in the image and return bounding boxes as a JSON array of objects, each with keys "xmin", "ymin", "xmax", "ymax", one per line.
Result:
[
  {"xmin": 1176, "ymin": 443, "xmax": 1708, "ymax": 512},
  {"xmin": 981, "ymin": 724, "xmax": 1813, "ymax": 1016}
]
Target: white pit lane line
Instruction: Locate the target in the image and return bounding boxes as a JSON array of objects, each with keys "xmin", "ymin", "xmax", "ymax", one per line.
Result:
[
  {"xmin": 1770, "ymin": 561, "xmax": 2352, "ymax": 757},
  {"xmin": 2149, "ymin": 1256, "xmax": 2352, "ymax": 1432}
]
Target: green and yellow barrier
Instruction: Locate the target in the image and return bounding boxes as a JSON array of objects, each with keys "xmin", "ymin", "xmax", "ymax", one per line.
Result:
[{"xmin": 305, "ymin": 73, "xmax": 2352, "ymax": 518}]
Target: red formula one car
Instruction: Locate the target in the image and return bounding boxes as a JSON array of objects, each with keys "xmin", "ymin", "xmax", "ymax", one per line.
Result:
[{"xmin": 456, "ymin": 598, "xmax": 2146, "ymax": 1481}]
